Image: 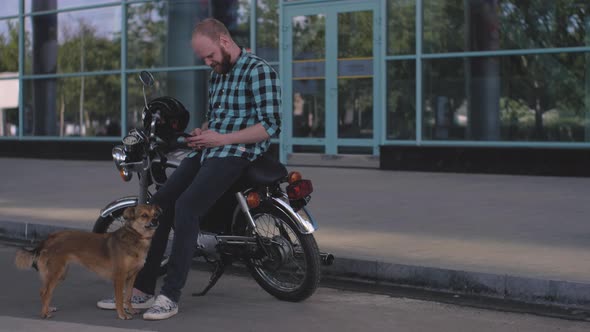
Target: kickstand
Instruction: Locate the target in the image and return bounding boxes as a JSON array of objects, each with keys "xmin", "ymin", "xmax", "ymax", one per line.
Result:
[{"xmin": 192, "ymin": 260, "xmax": 226, "ymax": 297}]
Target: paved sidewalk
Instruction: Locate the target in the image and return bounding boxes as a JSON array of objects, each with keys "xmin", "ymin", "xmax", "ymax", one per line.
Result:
[
  {"xmin": 0, "ymin": 316, "xmax": 150, "ymax": 332},
  {"xmin": 1, "ymin": 157, "xmax": 589, "ymax": 307}
]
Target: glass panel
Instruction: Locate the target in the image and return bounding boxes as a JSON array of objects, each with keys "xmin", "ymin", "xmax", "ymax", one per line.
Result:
[
  {"xmin": 213, "ymin": 0, "xmax": 251, "ymax": 47},
  {"xmin": 24, "ymin": 6, "xmax": 121, "ymax": 74},
  {"xmin": 127, "ymin": 70, "xmax": 210, "ymax": 133},
  {"xmin": 127, "ymin": 0, "xmax": 250, "ymax": 69},
  {"xmin": 0, "ymin": 1, "xmax": 19, "ymax": 17},
  {"xmin": 0, "ymin": 19, "xmax": 19, "ymax": 74},
  {"xmin": 256, "ymin": 0, "xmax": 279, "ymax": 61},
  {"xmin": 423, "ymin": 0, "xmax": 590, "ymax": 53},
  {"xmin": 23, "ymin": 75, "xmax": 122, "ymax": 137},
  {"xmin": 338, "ymin": 10, "xmax": 373, "ymax": 139},
  {"xmin": 423, "ymin": 52, "xmax": 590, "ymax": 142},
  {"xmin": 26, "ymin": 0, "xmax": 120, "ymax": 13},
  {"xmin": 387, "ymin": 0, "xmax": 416, "ymax": 55},
  {"xmin": 0, "ymin": 17, "xmax": 19, "ymax": 137},
  {"xmin": 293, "ymin": 145, "xmax": 324, "ymax": 153},
  {"xmin": 292, "ymin": 14, "xmax": 325, "ymax": 138},
  {"xmin": 0, "ymin": 77, "xmax": 19, "ymax": 137},
  {"xmin": 387, "ymin": 60, "xmax": 416, "ymax": 140}
]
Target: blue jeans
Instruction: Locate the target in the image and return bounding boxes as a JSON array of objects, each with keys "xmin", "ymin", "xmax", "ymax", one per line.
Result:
[{"xmin": 145, "ymin": 154, "xmax": 250, "ymax": 303}]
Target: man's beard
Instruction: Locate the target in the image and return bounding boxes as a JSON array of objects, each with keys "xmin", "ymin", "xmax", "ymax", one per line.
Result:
[{"xmin": 213, "ymin": 48, "xmax": 232, "ymax": 74}]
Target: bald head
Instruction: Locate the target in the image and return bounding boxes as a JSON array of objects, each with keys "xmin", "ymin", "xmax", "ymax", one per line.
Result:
[
  {"xmin": 192, "ymin": 18, "xmax": 240, "ymax": 74},
  {"xmin": 193, "ymin": 18, "xmax": 230, "ymax": 42}
]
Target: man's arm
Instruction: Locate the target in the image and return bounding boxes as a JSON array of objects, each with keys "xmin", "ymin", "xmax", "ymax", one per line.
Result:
[
  {"xmin": 187, "ymin": 64, "xmax": 281, "ymax": 149},
  {"xmin": 223, "ymin": 123, "xmax": 269, "ymax": 144},
  {"xmin": 251, "ymin": 64, "xmax": 282, "ymax": 139},
  {"xmin": 187, "ymin": 123, "xmax": 268, "ymax": 148}
]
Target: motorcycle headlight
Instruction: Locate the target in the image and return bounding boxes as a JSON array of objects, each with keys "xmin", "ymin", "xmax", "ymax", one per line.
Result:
[{"xmin": 112, "ymin": 145, "xmax": 132, "ymax": 182}]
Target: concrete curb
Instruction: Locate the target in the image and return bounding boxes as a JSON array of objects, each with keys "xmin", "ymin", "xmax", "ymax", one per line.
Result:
[
  {"xmin": 322, "ymin": 258, "xmax": 590, "ymax": 309},
  {"xmin": 2, "ymin": 220, "xmax": 589, "ymax": 309},
  {"xmin": 0, "ymin": 220, "xmax": 83, "ymax": 243}
]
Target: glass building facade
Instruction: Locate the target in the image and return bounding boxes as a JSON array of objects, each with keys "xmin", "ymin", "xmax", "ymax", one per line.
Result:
[{"xmin": 1, "ymin": 0, "xmax": 589, "ymax": 167}]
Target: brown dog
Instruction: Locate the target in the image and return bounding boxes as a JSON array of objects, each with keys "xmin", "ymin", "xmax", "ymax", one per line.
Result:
[{"xmin": 14, "ymin": 204, "xmax": 160, "ymax": 320}]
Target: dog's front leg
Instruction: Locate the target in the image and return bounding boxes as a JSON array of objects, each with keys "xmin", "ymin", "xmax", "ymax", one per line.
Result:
[
  {"xmin": 124, "ymin": 273, "xmax": 140, "ymax": 315},
  {"xmin": 114, "ymin": 271, "xmax": 132, "ymax": 320}
]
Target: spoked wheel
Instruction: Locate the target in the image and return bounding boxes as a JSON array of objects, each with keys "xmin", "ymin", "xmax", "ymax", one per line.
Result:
[
  {"xmin": 93, "ymin": 204, "xmax": 173, "ymax": 276},
  {"xmin": 243, "ymin": 204, "xmax": 321, "ymax": 302}
]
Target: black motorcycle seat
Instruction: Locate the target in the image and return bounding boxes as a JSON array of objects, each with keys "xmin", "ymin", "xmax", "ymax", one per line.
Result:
[{"xmin": 244, "ymin": 154, "xmax": 288, "ymax": 186}]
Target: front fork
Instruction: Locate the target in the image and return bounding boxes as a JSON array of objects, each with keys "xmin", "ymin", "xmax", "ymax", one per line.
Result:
[{"xmin": 138, "ymin": 168, "xmax": 150, "ymax": 204}]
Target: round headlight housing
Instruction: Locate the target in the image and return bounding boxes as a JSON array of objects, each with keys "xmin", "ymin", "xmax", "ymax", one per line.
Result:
[{"xmin": 112, "ymin": 145, "xmax": 132, "ymax": 182}]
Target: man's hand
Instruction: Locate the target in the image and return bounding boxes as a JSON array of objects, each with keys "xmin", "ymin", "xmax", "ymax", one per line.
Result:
[
  {"xmin": 189, "ymin": 127, "xmax": 203, "ymax": 137},
  {"xmin": 186, "ymin": 130, "xmax": 228, "ymax": 149}
]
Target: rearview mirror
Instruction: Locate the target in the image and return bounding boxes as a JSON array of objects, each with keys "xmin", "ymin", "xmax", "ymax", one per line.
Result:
[{"xmin": 139, "ymin": 71, "xmax": 155, "ymax": 87}]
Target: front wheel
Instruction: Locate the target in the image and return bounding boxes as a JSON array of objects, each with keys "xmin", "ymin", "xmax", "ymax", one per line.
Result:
[{"xmin": 243, "ymin": 204, "xmax": 321, "ymax": 302}]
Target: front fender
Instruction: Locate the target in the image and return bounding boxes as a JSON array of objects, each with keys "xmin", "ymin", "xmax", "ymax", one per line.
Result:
[
  {"xmin": 270, "ymin": 196, "xmax": 317, "ymax": 234},
  {"xmin": 99, "ymin": 196, "xmax": 138, "ymax": 218}
]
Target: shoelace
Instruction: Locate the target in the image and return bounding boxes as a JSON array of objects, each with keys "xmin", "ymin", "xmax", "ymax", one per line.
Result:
[
  {"xmin": 152, "ymin": 297, "xmax": 173, "ymax": 311},
  {"xmin": 131, "ymin": 295, "xmax": 150, "ymax": 302}
]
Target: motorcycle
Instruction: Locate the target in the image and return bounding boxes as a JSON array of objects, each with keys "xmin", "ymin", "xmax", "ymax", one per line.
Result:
[{"xmin": 93, "ymin": 71, "xmax": 333, "ymax": 302}]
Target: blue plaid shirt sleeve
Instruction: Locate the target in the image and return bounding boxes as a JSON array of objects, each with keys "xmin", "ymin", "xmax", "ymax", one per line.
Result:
[{"xmin": 250, "ymin": 64, "xmax": 282, "ymax": 138}]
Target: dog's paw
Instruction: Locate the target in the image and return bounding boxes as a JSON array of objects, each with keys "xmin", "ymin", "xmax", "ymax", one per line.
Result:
[
  {"xmin": 118, "ymin": 313, "xmax": 134, "ymax": 320},
  {"xmin": 41, "ymin": 307, "xmax": 58, "ymax": 319},
  {"xmin": 125, "ymin": 307, "xmax": 139, "ymax": 315},
  {"xmin": 41, "ymin": 312, "xmax": 53, "ymax": 319}
]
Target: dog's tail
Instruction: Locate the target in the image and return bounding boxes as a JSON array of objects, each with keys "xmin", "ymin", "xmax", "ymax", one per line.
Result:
[{"xmin": 15, "ymin": 248, "xmax": 39, "ymax": 271}]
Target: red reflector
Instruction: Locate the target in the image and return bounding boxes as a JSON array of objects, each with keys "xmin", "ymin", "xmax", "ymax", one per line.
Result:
[{"xmin": 287, "ymin": 180, "xmax": 313, "ymax": 200}]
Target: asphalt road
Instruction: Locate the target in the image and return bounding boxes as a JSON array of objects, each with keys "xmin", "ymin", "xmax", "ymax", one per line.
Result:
[
  {"xmin": 2, "ymin": 158, "xmax": 590, "ymax": 282},
  {"xmin": 1, "ymin": 244, "xmax": 588, "ymax": 332}
]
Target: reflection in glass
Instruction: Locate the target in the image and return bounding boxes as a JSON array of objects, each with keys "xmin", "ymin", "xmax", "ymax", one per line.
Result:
[
  {"xmin": 292, "ymin": 14, "xmax": 326, "ymax": 138},
  {"xmin": 256, "ymin": 0, "xmax": 279, "ymax": 61},
  {"xmin": 338, "ymin": 11, "xmax": 373, "ymax": 139},
  {"xmin": 387, "ymin": 60, "xmax": 416, "ymax": 140},
  {"xmin": 338, "ymin": 78, "xmax": 372, "ymax": 138},
  {"xmin": 212, "ymin": 0, "xmax": 251, "ymax": 47},
  {"xmin": 25, "ymin": 0, "xmax": 119, "ymax": 13},
  {"xmin": 423, "ymin": 0, "xmax": 589, "ymax": 53},
  {"xmin": 292, "ymin": 80, "xmax": 325, "ymax": 138},
  {"xmin": 127, "ymin": 0, "xmax": 250, "ymax": 69},
  {"xmin": 24, "ymin": 6, "xmax": 121, "ymax": 74},
  {"xmin": 127, "ymin": 1, "xmax": 205, "ymax": 69},
  {"xmin": 127, "ymin": 70, "xmax": 210, "ymax": 133},
  {"xmin": 0, "ymin": 19, "xmax": 19, "ymax": 74},
  {"xmin": 0, "ymin": 77, "xmax": 19, "ymax": 136},
  {"xmin": 387, "ymin": 0, "xmax": 416, "ymax": 55},
  {"xmin": 0, "ymin": 1, "xmax": 19, "ymax": 17},
  {"xmin": 423, "ymin": 52, "xmax": 590, "ymax": 142},
  {"xmin": 23, "ymin": 75, "xmax": 122, "ymax": 137}
]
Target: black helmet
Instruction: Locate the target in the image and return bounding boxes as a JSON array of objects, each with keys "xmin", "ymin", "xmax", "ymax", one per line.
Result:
[{"xmin": 143, "ymin": 96, "xmax": 190, "ymax": 143}]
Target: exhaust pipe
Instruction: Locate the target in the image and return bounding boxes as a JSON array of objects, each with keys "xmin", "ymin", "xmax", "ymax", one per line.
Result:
[{"xmin": 320, "ymin": 252, "xmax": 334, "ymax": 266}]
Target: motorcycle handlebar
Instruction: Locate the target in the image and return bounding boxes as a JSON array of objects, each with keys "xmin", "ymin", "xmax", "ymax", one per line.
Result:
[{"xmin": 163, "ymin": 132, "xmax": 191, "ymax": 150}]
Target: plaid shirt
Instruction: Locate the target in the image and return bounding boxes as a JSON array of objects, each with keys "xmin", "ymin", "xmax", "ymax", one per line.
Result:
[{"xmin": 202, "ymin": 49, "xmax": 281, "ymax": 162}]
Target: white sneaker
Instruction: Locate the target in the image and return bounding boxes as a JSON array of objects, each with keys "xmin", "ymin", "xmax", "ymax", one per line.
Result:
[
  {"xmin": 142, "ymin": 294, "xmax": 179, "ymax": 320},
  {"xmin": 96, "ymin": 292, "xmax": 155, "ymax": 310}
]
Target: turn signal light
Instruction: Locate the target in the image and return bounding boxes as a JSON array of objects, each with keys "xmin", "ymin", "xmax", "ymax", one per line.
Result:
[
  {"xmin": 119, "ymin": 169, "xmax": 132, "ymax": 182},
  {"xmin": 288, "ymin": 171, "xmax": 302, "ymax": 184},
  {"xmin": 287, "ymin": 179, "xmax": 313, "ymax": 200},
  {"xmin": 246, "ymin": 192, "xmax": 261, "ymax": 208}
]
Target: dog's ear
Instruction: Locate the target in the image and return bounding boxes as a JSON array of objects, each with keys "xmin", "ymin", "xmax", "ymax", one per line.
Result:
[{"xmin": 123, "ymin": 206, "xmax": 136, "ymax": 221}]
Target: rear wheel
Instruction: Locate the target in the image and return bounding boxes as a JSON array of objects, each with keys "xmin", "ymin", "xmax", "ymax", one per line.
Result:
[{"xmin": 240, "ymin": 204, "xmax": 321, "ymax": 302}]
